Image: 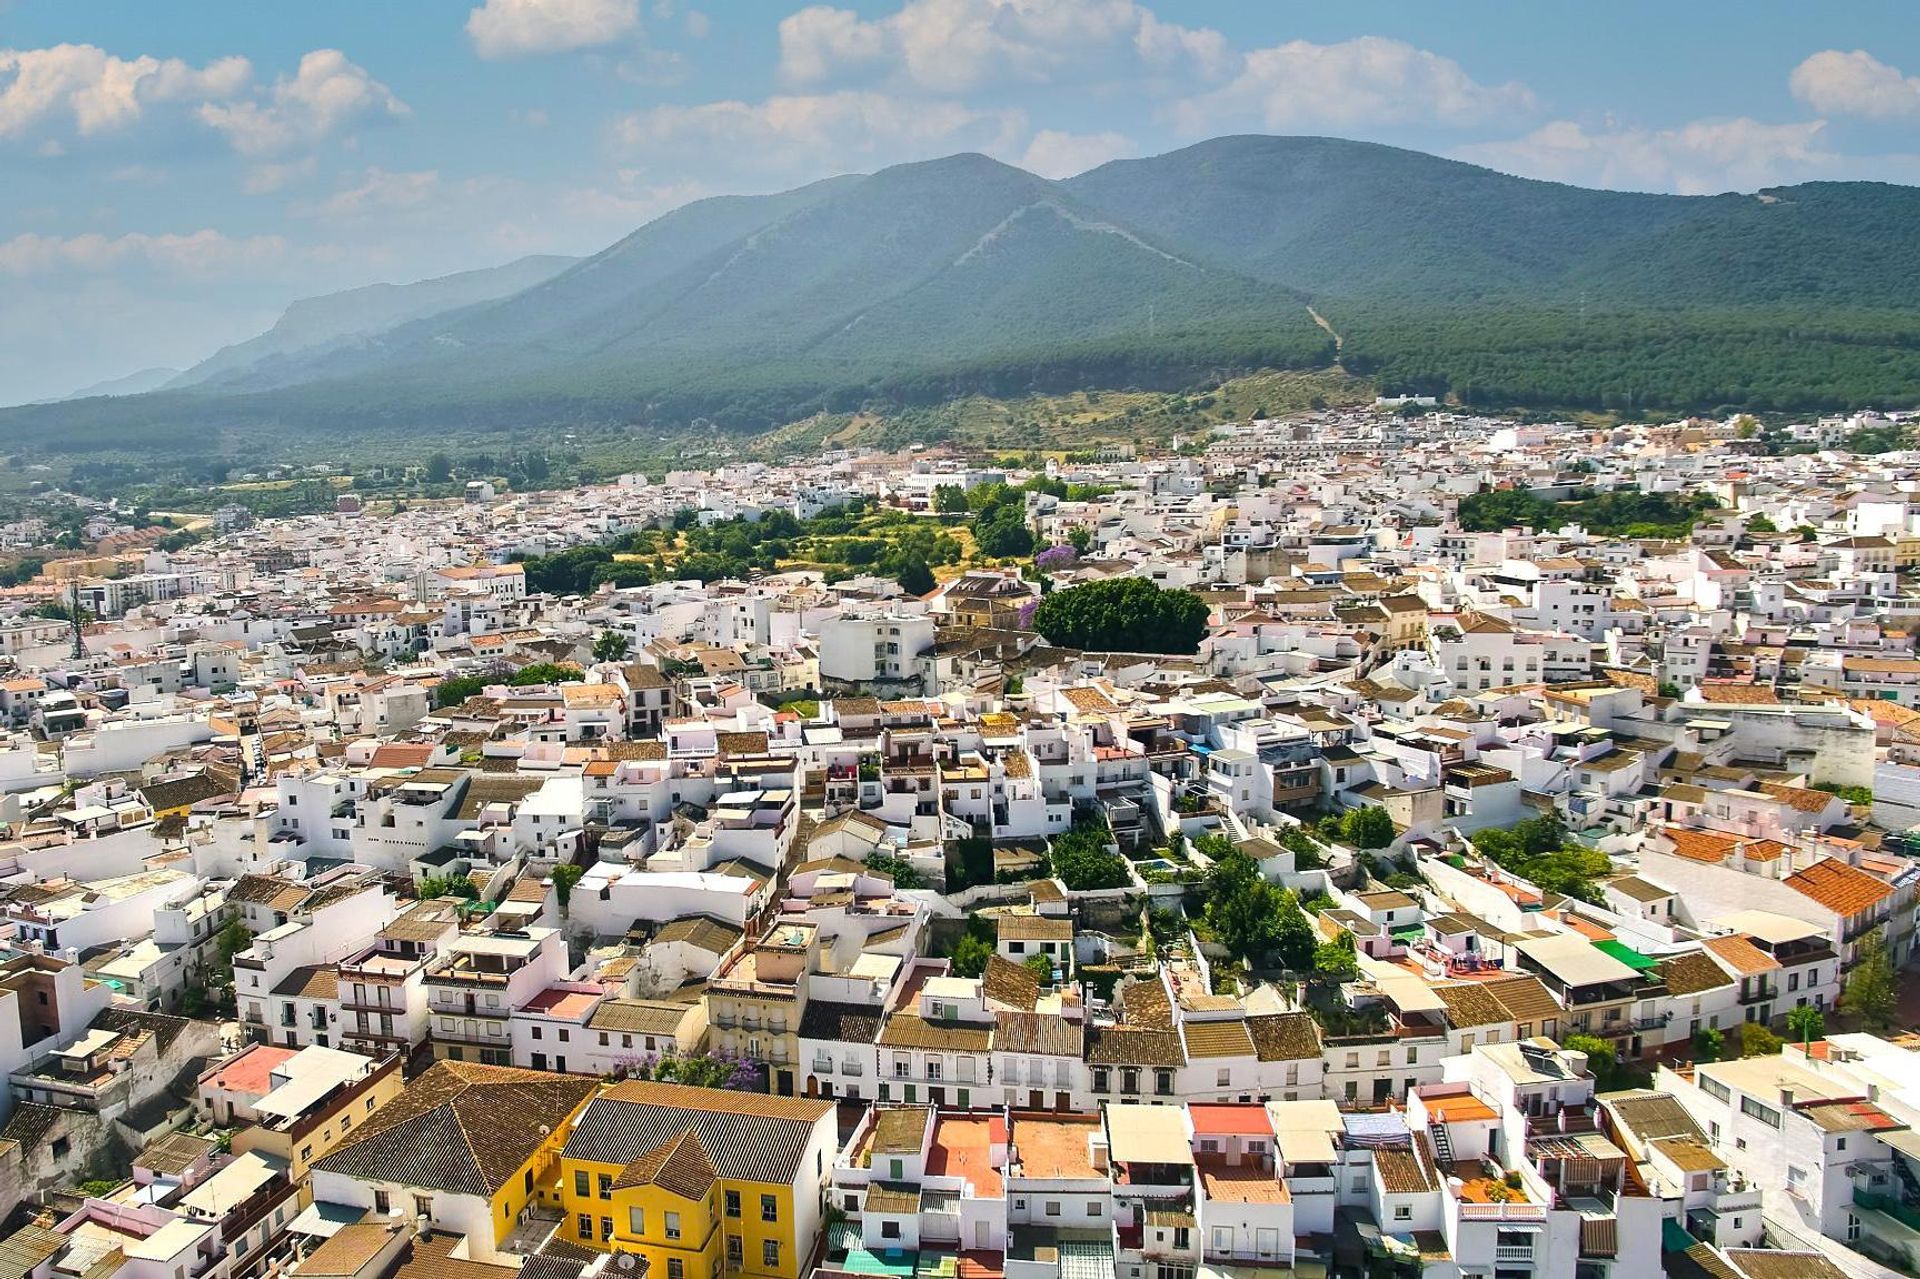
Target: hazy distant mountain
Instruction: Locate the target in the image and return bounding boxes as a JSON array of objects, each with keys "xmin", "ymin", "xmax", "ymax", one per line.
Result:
[
  {"xmin": 55, "ymin": 367, "xmax": 181, "ymax": 401},
  {"xmin": 6, "ymin": 135, "xmax": 1919, "ymax": 450},
  {"xmin": 167, "ymin": 254, "xmax": 579, "ymax": 391}
]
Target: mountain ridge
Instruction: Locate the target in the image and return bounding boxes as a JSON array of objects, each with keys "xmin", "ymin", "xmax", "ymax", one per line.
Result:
[{"xmin": 5, "ymin": 134, "xmax": 1918, "ymax": 451}]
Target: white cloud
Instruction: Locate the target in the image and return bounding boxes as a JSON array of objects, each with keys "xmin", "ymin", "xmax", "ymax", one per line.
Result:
[
  {"xmin": 1790, "ymin": 49, "xmax": 1920, "ymax": 120},
  {"xmin": 0, "ymin": 229, "xmax": 289, "ymax": 276},
  {"xmin": 1455, "ymin": 117, "xmax": 1845, "ymax": 194},
  {"xmin": 684, "ymin": 10, "xmax": 710, "ymax": 38},
  {"xmin": 0, "ymin": 43, "xmax": 250, "ymax": 139},
  {"xmin": 1019, "ymin": 128, "xmax": 1133, "ymax": 178},
  {"xmin": 778, "ymin": 0, "xmax": 1225, "ymax": 94},
  {"xmin": 466, "ymin": 0, "xmax": 641, "ymax": 59},
  {"xmin": 614, "ymin": 90, "xmax": 1027, "ymax": 175},
  {"xmin": 295, "ymin": 167, "xmax": 442, "ymax": 219},
  {"xmin": 1168, "ymin": 36, "xmax": 1535, "ymax": 135},
  {"xmin": 197, "ymin": 49, "xmax": 407, "ymax": 155},
  {"xmin": 243, "ymin": 157, "xmax": 319, "ymax": 195}
]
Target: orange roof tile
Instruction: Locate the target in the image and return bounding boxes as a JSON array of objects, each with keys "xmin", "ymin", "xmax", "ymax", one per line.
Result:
[{"xmin": 1785, "ymin": 858, "xmax": 1893, "ymax": 917}]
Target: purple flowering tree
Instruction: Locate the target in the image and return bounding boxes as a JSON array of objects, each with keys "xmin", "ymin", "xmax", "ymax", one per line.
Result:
[{"xmin": 1034, "ymin": 544, "xmax": 1079, "ymax": 572}]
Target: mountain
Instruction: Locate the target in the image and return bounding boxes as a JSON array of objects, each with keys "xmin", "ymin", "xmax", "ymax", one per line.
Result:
[
  {"xmin": 166, "ymin": 254, "xmax": 580, "ymax": 391},
  {"xmin": 5, "ymin": 136, "xmax": 1919, "ymax": 451},
  {"xmin": 53, "ymin": 367, "xmax": 180, "ymax": 402},
  {"xmin": 1065, "ymin": 135, "xmax": 1920, "ymax": 307}
]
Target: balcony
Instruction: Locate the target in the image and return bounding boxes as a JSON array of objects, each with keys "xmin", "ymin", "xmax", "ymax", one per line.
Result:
[{"xmin": 1495, "ymin": 1245, "xmax": 1536, "ymax": 1263}]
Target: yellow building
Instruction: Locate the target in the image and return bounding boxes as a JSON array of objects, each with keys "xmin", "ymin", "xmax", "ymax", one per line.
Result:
[
  {"xmin": 557, "ymin": 1080, "xmax": 837, "ymax": 1279},
  {"xmin": 309, "ymin": 1061, "xmax": 599, "ymax": 1262}
]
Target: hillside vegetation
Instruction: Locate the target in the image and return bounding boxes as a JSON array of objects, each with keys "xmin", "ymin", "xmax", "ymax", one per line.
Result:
[{"xmin": 5, "ymin": 135, "xmax": 1919, "ymax": 456}]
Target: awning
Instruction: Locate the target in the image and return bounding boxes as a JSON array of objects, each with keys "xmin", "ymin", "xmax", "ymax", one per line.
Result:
[
  {"xmin": 1661, "ymin": 1219, "xmax": 1696, "ymax": 1253},
  {"xmin": 1592, "ymin": 940, "xmax": 1660, "ymax": 972}
]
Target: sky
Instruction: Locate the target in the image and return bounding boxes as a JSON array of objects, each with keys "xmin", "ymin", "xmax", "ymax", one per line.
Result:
[{"xmin": 2, "ymin": 0, "xmax": 1918, "ymax": 406}]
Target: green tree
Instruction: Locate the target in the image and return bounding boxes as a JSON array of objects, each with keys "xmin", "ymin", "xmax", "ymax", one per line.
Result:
[
  {"xmin": 1338, "ymin": 805, "xmax": 1397, "ymax": 850},
  {"xmin": 1049, "ymin": 820, "xmax": 1130, "ymax": 891},
  {"xmin": 1202, "ymin": 849, "xmax": 1314, "ymax": 968},
  {"xmin": 434, "ymin": 674, "xmax": 491, "ymax": 708},
  {"xmin": 1845, "ymin": 926, "xmax": 1897, "ymax": 1030},
  {"xmin": 1694, "ymin": 1026, "xmax": 1725, "ymax": 1062},
  {"xmin": 1565, "ymin": 1034, "xmax": 1619, "ymax": 1088},
  {"xmin": 425, "ymin": 452, "xmax": 453, "ymax": 483},
  {"xmin": 1066, "ymin": 525, "xmax": 1093, "ymax": 555},
  {"xmin": 1023, "ymin": 953, "xmax": 1055, "ymax": 986},
  {"xmin": 933, "ymin": 484, "xmax": 970, "ymax": 515},
  {"xmin": 1031, "ymin": 577, "xmax": 1210, "ymax": 654},
  {"xmin": 592, "ymin": 631, "xmax": 632, "ymax": 663},
  {"xmin": 1786, "ymin": 1003, "xmax": 1825, "ymax": 1049},
  {"xmin": 419, "ymin": 872, "xmax": 479, "ymax": 900},
  {"xmin": 551, "ymin": 863, "xmax": 585, "ymax": 916},
  {"xmin": 1745, "ymin": 513, "xmax": 1778, "ymax": 534},
  {"xmin": 864, "ymin": 853, "xmax": 924, "ymax": 890},
  {"xmin": 896, "ymin": 556, "xmax": 936, "ymax": 596},
  {"xmin": 1739, "ymin": 1021, "xmax": 1784, "ymax": 1058},
  {"xmin": 1313, "ymin": 931, "xmax": 1360, "ymax": 980},
  {"xmin": 951, "ymin": 932, "xmax": 994, "ymax": 978},
  {"xmin": 509, "ymin": 661, "xmax": 585, "ymax": 686}
]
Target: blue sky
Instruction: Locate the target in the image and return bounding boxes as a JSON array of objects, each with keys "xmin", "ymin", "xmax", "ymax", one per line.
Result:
[{"xmin": 2, "ymin": 0, "xmax": 1918, "ymax": 405}]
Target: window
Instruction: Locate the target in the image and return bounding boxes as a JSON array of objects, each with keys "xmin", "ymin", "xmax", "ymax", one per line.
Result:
[
  {"xmin": 1393, "ymin": 1205, "xmax": 1411, "ymax": 1221},
  {"xmin": 575, "ymin": 1171, "xmax": 590, "ymax": 1197},
  {"xmin": 1701, "ymin": 1075, "xmax": 1731, "ymax": 1104},
  {"xmin": 578, "ymin": 1215, "xmax": 593, "ymax": 1240},
  {"xmin": 668, "ymin": 1261, "xmax": 684, "ymax": 1279},
  {"xmin": 763, "ymin": 1241, "xmax": 780, "ymax": 1268},
  {"xmin": 1045, "ymin": 1202, "xmax": 1061, "ymax": 1217},
  {"xmin": 761, "ymin": 1194, "xmax": 779, "ymax": 1222},
  {"xmin": 1740, "ymin": 1095, "xmax": 1782, "ymax": 1129},
  {"xmin": 629, "ymin": 1208, "xmax": 644, "ymax": 1235},
  {"xmin": 414, "ymin": 1195, "xmax": 433, "ymax": 1218},
  {"xmin": 727, "ymin": 1238, "xmax": 743, "ymax": 1267},
  {"xmin": 375, "ymin": 1190, "xmax": 391, "ymax": 1214},
  {"xmin": 598, "ymin": 1174, "xmax": 613, "ymax": 1200},
  {"xmin": 600, "ymin": 1218, "xmax": 612, "ymax": 1243},
  {"xmin": 665, "ymin": 1212, "xmax": 682, "ymax": 1241},
  {"xmin": 725, "ymin": 1190, "xmax": 741, "ymax": 1218}
]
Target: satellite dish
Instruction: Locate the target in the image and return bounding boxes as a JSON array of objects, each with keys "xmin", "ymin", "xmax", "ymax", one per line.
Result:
[{"xmin": 619, "ymin": 1256, "xmax": 638, "ymax": 1270}]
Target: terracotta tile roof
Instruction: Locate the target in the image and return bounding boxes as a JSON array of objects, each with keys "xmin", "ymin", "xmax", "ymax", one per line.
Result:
[
  {"xmin": 614, "ymin": 1128, "xmax": 718, "ymax": 1200},
  {"xmin": 272, "ymin": 965, "xmax": 339, "ymax": 1001},
  {"xmin": 1785, "ymin": 857, "xmax": 1893, "ymax": 917},
  {"xmin": 993, "ymin": 1010, "xmax": 1083, "ymax": 1056},
  {"xmin": 313, "ymin": 1061, "xmax": 596, "ymax": 1196},
  {"xmin": 1084, "ymin": 1025, "xmax": 1185, "ymax": 1067},
  {"xmin": 1660, "ymin": 827, "xmax": 1791, "ymax": 865},
  {"xmin": 1433, "ymin": 983, "xmax": 1510, "ymax": 1029},
  {"xmin": 1759, "ymin": 782, "xmax": 1839, "ymax": 814},
  {"xmin": 980, "ymin": 956, "xmax": 1040, "ymax": 1012},
  {"xmin": 1701, "ymin": 935, "xmax": 1781, "ymax": 977},
  {"xmin": 879, "ymin": 1013, "xmax": 992, "ymax": 1052},
  {"xmin": 1482, "ymin": 975, "xmax": 1564, "ymax": 1024},
  {"xmin": 1244, "ymin": 1013, "xmax": 1321, "ymax": 1062},
  {"xmin": 1660, "ymin": 951, "xmax": 1736, "ymax": 996},
  {"xmin": 1182, "ymin": 1019, "xmax": 1256, "ymax": 1059}
]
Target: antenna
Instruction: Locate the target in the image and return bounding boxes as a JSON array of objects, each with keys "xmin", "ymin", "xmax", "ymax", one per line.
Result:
[{"xmin": 68, "ymin": 578, "xmax": 84, "ymax": 661}]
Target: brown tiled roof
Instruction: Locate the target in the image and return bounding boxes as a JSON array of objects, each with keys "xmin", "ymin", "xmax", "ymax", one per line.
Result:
[
  {"xmin": 313, "ymin": 1061, "xmax": 596, "ymax": 1196},
  {"xmin": 1374, "ymin": 1147, "xmax": 1434, "ymax": 1194},
  {"xmin": 981, "ymin": 955, "xmax": 1040, "ymax": 1012},
  {"xmin": 1660, "ymin": 951, "xmax": 1735, "ymax": 996},
  {"xmin": 295, "ymin": 1222, "xmax": 398, "ymax": 1277},
  {"xmin": 653, "ymin": 916, "xmax": 742, "ymax": 954},
  {"xmin": 1085, "ymin": 1025, "xmax": 1184, "ymax": 1067},
  {"xmin": 1182, "ymin": 1019, "xmax": 1255, "ymax": 1059},
  {"xmin": 1483, "ymin": 975, "xmax": 1563, "ymax": 1024},
  {"xmin": 879, "ymin": 1014, "xmax": 992, "ymax": 1052},
  {"xmin": 1245, "ymin": 1013, "xmax": 1321, "ymax": 1061},
  {"xmin": 273, "ymin": 964, "xmax": 339, "ymax": 1001},
  {"xmin": 589, "ymin": 1000, "xmax": 693, "ymax": 1036},
  {"xmin": 614, "ymin": 1128, "xmax": 718, "ymax": 1200},
  {"xmin": 798, "ymin": 1001, "xmax": 882, "ymax": 1042},
  {"xmin": 996, "ymin": 915, "xmax": 1071, "ymax": 942},
  {"xmin": 994, "ymin": 1010, "xmax": 1083, "ymax": 1056},
  {"xmin": 1433, "ymin": 983, "xmax": 1510, "ymax": 1029}
]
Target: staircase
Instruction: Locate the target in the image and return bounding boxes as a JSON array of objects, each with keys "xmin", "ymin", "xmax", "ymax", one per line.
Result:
[
  {"xmin": 1430, "ymin": 1123, "xmax": 1455, "ymax": 1166},
  {"xmin": 1893, "ymin": 1155, "xmax": 1920, "ymax": 1204}
]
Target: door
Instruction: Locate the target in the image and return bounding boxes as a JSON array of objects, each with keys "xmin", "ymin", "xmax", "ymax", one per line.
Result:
[
  {"xmin": 532, "ymin": 1052, "xmax": 547, "ymax": 1071},
  {"xmin": 974, "ymin": 1223, "xmax": 989, "ymax": 1248},
  {"xmin": 777, "ymin": 1070, "xmax": 794, "ymax": 1097}
]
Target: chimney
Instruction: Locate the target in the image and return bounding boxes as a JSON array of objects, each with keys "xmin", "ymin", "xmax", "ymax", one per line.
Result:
[{"xmin": 1780, "ymin": 1086, "xmax": 1796, "ymax": 1108}]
